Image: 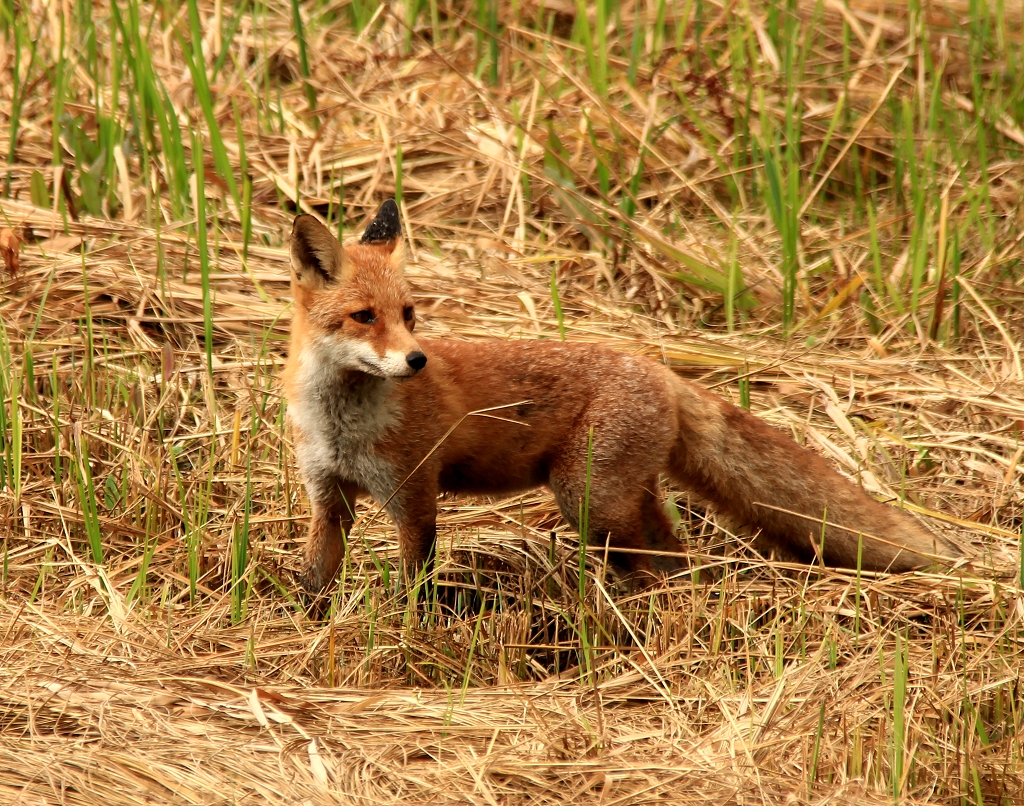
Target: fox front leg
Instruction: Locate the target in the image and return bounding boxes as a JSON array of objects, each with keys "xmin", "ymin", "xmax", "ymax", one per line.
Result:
[
  {"xmin": 300, "ymin": 482, "xmax": 360, "ymax": 597},
  {"xmin": 388, "ymin": 478, "xmax": 439, "ymax": 579}
]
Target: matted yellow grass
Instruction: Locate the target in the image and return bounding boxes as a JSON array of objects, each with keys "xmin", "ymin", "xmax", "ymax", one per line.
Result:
[{"xmin": 1, "ymin": 1, "xmax": 1022, "ymax": 803}]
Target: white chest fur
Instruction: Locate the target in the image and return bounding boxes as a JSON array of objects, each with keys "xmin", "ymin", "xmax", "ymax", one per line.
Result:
[{"xmin": 289, "ymin": 344, "xmax": 399, "ymax": 506}]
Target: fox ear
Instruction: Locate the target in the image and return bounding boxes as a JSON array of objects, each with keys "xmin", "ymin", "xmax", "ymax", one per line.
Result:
[
  {"xmin": 290, "ymin": 214, "xmax": 347, "ymax": 288},
  {"xmin": 389, "ymin": 238, "xmax": 406, "ymax": 273},
  {"xmin": 360, "ymin": 199, "xmax": 402, "ymax": 251}
]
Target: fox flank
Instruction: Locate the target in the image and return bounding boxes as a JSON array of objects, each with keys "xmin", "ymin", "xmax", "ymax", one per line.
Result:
[{"xmin": 283, "ymin": 201, "xmax": 960, "ymax": 597}]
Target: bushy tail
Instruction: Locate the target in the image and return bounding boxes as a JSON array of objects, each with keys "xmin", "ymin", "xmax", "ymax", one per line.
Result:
[{"xmin": 667, "ymin": 377, "xmax": 959, "ymax": 572}]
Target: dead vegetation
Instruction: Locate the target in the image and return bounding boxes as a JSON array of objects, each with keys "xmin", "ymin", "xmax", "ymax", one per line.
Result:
[{"xmin": 0, "ymin": 0, "xmax": 1023, "ymax": 803}]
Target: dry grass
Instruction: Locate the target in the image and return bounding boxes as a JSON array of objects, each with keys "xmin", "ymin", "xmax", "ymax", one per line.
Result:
[{"xmin": 1, "ymin": 0, "xmax": 1023, "ymax": 803}]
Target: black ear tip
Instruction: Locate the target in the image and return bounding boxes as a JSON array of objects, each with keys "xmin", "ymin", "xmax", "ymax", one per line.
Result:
[{"xmin": 360, "ymin": 199, "xmax": 402, "ymax": 244}]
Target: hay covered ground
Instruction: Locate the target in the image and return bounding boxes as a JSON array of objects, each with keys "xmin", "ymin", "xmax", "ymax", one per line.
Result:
[{"xmin": 1, "ymin": 1, "xmax": 1023, "ymax": 803}]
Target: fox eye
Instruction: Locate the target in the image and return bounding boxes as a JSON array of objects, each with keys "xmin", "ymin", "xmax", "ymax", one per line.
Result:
[
  {"xmin": 350, "ymin": 309, "xmax": 375, "ymax": 325},
  {"xmin": 403, "ymin": 306, "xmax": 414, "ymax": 322}
]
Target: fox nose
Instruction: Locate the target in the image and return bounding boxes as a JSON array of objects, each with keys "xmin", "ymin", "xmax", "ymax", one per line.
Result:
[{"xmin": 406, "ymin": 351, "xmax": 427, "ymax": 372}]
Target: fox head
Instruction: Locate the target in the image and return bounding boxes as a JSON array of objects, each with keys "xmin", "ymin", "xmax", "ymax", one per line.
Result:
[{"xmin": 289, "ymin": 200, "xmax": 426, "ymax": 378}]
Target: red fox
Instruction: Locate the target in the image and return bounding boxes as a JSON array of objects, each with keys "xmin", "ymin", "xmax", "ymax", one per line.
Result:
[{"xmin": 283, "ymin": 200, "xmax": 958, "ymax": 595}]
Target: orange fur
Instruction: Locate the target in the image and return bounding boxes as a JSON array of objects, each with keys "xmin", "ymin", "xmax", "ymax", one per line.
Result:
[{"xmin": 284, "ymin": 202, "xmax": 960, "ymax": 595}]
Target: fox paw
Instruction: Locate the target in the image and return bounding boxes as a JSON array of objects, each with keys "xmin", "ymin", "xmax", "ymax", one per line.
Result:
[{"xmin": 298, "ymin": 567, "xmax": 333, "ymax": 619}]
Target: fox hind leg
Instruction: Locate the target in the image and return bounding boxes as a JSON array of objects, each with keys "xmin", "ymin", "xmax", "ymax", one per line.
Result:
[
  {"xmin": 639, "ymin": 484, "xmax": 686, "ymax": 574},
  {"xmin": 549, "ymin": 468, "xmax": 658, "ymax": 578}
]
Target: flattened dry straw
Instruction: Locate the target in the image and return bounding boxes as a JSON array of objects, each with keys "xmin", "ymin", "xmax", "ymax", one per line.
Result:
[{"xmin": 0, "ymin": 0, "xmax": 1023, "ymax": 803}]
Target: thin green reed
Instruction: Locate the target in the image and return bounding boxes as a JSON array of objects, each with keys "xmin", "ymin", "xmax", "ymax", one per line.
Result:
[
  {"xmin": 948, "ymin": 224, "xmax": 961, "ymax": 343},
  {"xmin": 289, "ymin": 0, "xmax": 318, "ymax": 120},
  {"xmin": 692, "ymin": 0, "xmax": 700, "ymax": 53},
  {"xmin": 100, "ymin": 12, "xmax": 122, "ymax": 214},
  {"xmin": 579, "ymin": 427, "xmax": 594, "ymax": 603},
  {"xmin": 126, "ymin": 469, "xmax": 160, "ymax": 608},
  {"xmin": 585, "ymin": 119, "xmax": 610, "ymax": 202},
  {"xmin": 594, "ymin": 0, "xmax": 608, "ymax": 97},
  {"xmin": 212, "ymin": 0, "xmax": 248, "ymax": 80},
  {"xmin": 326, "ymin": 164, "xmax": 337, "ymax": 235},
  {"xmin": 192, "ymin": 131, "xmax": 214, "ymax": 379},
  {"xmin": 761, "ymin": 137, "xmax": 800, "ymax": 333},
  {"xmin": 118, "ymin": 0, "xmax": 151, "ymax": 208},
  {"xmin": 428, "ymin": 0, "xmax": 439, "ymax": 45},
  {"xmin": 4, "ymin": 13, "xmax": 40, "ymax": 196},
  {"xmin": 571, "ymin": 0, "xmax": 604, "ymax": 97},
  {"xmin": 487, "ymin": 0, "xmax": 499, "ymax": 85},
  {"xmin": 347, "ymin": 0, "xmax": 365, "ymax": 31},
  {"xmin": 50, "ymin": 10, "xmax": 67, "ymax": 170},
  {"xmin": 576, "ymin": 427, "xmax": 595, "ymax": 682},
  {"xmin": 234, "ymin": 101, "xmax": 253, "ymax": 261},
  {"xmin": 0, "ymin": 316, "xmax": 12, "ymax": 493},
  {"xmin": 892, "ymin": 629, "xmax": 908, "ymax": 798},
  {"xmin": 808, "ymin": 700, "xmax": 826, "ymax": 792},
  {"xmin": 170, "ymin": 451, "xmax": 197, "ymax": 603},
  {"xmin": 395, "ymin": 142, "xmax": 404, "ymax": 208},
  {"xmin": 967, "ymin": 0, "xmax": 993, "ymax": 247},
  {"xmin": 900, "ymin": 96, "xmax": 929, "ymax": 317},
  {"xmin": 473, "ymin": 0, "xmax": 485, "ymax": 80},
  {"xmin": 652, "ymin": 0, "xmax": 667, "ymax": 68},
  {"xmin": 627, "ymin": 4, "xmax": 643, "ymax": 86},
  {"xmin": 76, "ymin": 0, "xmax": 98, "ymax": 80},
  {"xmin": 50, "ymin": 12, "xmax": 71, "ymax": 229},
  {"xmin": 112, "ymin": 0, "xmax": 188, "ymax": 219},
  {"xmin": 738, "ymin": 365, "xmax": 750, "ymax": 410},
  {"xmin": 783, "ymin": 0, "xmax": 804, "ymax": 332},
  {"xmin": 49, "ymin": 360, "xmax": 61, "ymax": 491},
  {"xmin": 72, "ymin": 420, "xmax": 104, "ymax": 567},
  {"xmin": 79, "ymin": 250, "xmax": 96, "ymax": 408},
  {"xmin": 185, "ymin": 0, "xmax": 240, "ymax": 209},
  {"xmin": 231, "ymin": 424, "xmax": 254, "ymax": 624},
  {"xmin": 403, "ymin": 0, "xmax": 422, "ymax": 54},
  {"xmin": 725, "ymin": 223, "xmax": 741, "ymax": 332},
  {"xmin": 154, "ymin": 86, "xmax": 190, "ymax": 221},
  {"xmin": 337, "ymin": 161, "xmax": 345, "ymax": 243},
  {"xmin": 8, "ymin": 359, "xmax": 19, "ymax": 503}
]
